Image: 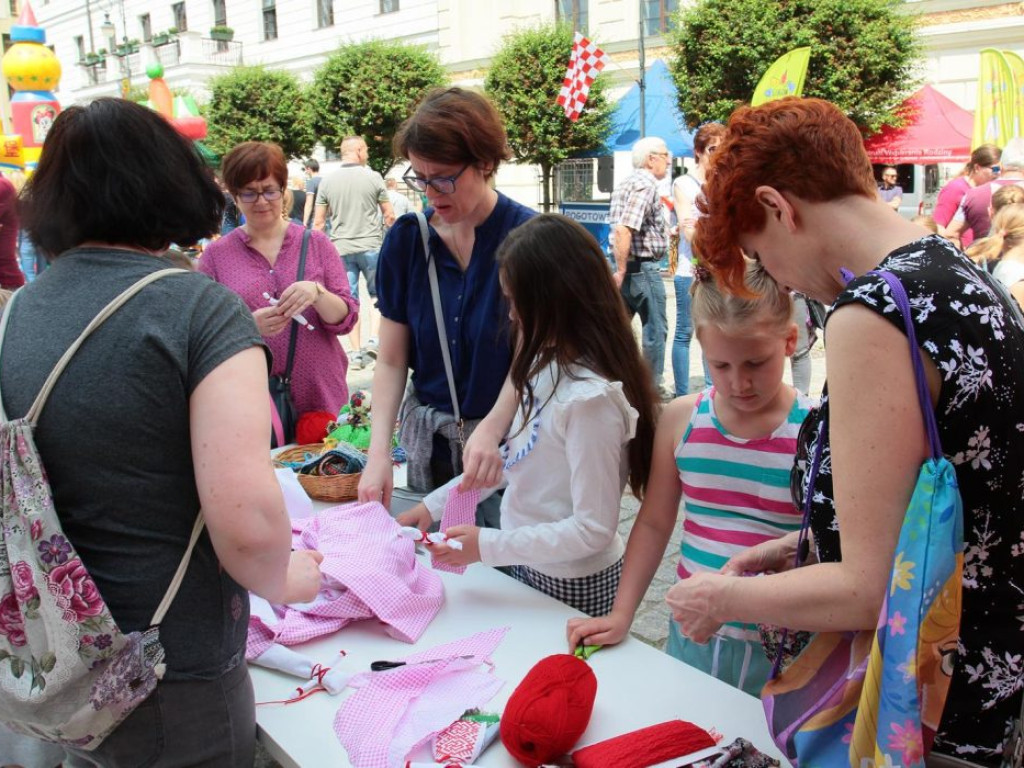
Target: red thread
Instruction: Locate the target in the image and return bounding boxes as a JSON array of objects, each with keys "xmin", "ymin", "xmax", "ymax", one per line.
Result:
[{"xmin": 255, "ymin": 662, "xmax": 335, "ymax": 706}]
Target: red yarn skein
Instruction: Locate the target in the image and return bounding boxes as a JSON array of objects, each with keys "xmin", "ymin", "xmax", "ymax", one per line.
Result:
[
  {"xmin": 572, "ymin": 719, "xmax": 716, "ymax": 768},
  {"xmin": 500, "ymin": 654, "xmax": 597, "ymax": 767},
  {"xmin": 295, "ymin": 411, "xmax": 334, "ymax": 445}
]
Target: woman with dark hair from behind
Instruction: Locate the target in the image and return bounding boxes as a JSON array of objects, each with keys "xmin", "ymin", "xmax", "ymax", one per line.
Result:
[
  {"xmin": 1, "ymin": 98, "xmax": 322, "ymax": 766},
  {"xmin": 358, "ymin": 87, "xmax": 535, "ymax": 516},
  {"xmin": 396, "ymin": 214, "xmax": 658, "ymax": 616}
]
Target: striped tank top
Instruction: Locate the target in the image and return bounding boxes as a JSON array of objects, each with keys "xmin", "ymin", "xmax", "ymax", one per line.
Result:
[{"xmin": 675, "ymin": 387, "xmax": 815, "ymax": 641}]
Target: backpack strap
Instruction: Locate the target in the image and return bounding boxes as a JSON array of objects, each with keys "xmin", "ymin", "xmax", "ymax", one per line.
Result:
[
  {"xmin": 149, "ymin": 513, "xmax": 206, "ymax": 627},
  {"xmin": 0, "ymin": 268, "xmax": 186, "ymax": 426}
]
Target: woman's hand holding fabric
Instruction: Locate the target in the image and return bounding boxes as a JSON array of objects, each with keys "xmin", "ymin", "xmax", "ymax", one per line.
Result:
[
  {"xmin": 357, "ymin": 454, "xmax": 394, "ymax": 507},
  {"xmin": 566, "ymin": 609, "xmax": 632, "ymax": 651},
  {"xmin": 281, "ymin": 549, "xmax": 324, "ymax": 604},
  {"xmin": 720, "ymin": 532, "xmax": 803, "ymax": 577},
  {"xmin": 665, "ymin": 572, "xmax": 729, "ymax": 645},
  {"xmin": 433, "ymin": 525, "xmax": 481, "ymax": 566},
  {"xmin": 253, "ymin": 305, "xmax": 290, "ymax": 337}
]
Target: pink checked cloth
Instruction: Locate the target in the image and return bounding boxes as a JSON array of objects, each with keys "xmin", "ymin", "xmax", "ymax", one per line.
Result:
[
  {"xmin": 335, "ymin": 627, "xmax": 509, "ymax": 768},
  {"xmin": 433, "ymin": 486, "xmax": 480, "ymax": 575},
  {"xmin": 247, "ymin": 502, "xmax": 445, "ymax": 659}
]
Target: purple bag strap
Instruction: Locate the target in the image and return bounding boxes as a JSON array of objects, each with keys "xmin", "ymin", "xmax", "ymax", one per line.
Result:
[{"xmin": 868, "ymin": 269, "xmax": 943, "ymax": 460}]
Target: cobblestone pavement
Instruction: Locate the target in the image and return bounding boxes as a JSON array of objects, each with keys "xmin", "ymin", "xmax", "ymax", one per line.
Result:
[{"xmin": 255, "ymin": 277, "xmax": 826, "ymax": 767}]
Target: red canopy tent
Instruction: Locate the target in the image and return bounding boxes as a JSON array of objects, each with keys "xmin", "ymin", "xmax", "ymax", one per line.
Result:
[{"xmin": 864, "ymin": 85, "xmax": 974, "ymax": 164}]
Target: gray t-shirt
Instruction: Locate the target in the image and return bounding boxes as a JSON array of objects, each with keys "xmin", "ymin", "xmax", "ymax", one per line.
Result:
[
  {"xmin": 0, "ymin": 248, "xmax": 264, "ymax": 680},
  {"xmin": 316, "ymin": 164, "xmax": 388, "ymax": 256}
]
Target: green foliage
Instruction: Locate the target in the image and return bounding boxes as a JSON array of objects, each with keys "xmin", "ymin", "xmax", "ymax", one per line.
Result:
[
  {"xmin": 308, "ymin": 40, "xmax": 447, "ymax": 175},
  {"xmin": 669, "ymin": 0, "xmax": 921, "ymax": 133},
  {"xmin": 206, "ymin": 65, "xmax": 316, "ymax": 159},
  {"xmin": 485, "ymin": 24, "xmax": 612, "ymax": 210}
]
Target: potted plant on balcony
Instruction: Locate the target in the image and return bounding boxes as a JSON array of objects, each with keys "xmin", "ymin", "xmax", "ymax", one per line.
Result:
[
  {"xmin": 153, "ymin": 30, "xmax": 171, "ymax": 45},
  {"xmin": 209, "ymin": 26, "xmax": 234, "ymax": 42},
  {"xmin": 82, "ymin": 52, "xmax": 101, "ymax": 66}
]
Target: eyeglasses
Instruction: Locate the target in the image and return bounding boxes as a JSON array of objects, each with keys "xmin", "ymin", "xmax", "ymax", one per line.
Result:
[
  {"xmin": 237, "ymin": 187, "xmax": 283, "ymax": 203},
  {"xmin": 883, "ymin": 174, "xmax": 897, "ymax": 180},
  {"xmin": 402, "ymin": 164, "xmax": 470, "ymax": 195},
  {"xmin": 990, "ymin": 165, "xmax": 1001, "ymax": 175},
  {"xmin": 651, "ymin": 151, "xmax": 670, "ymax": 159}
]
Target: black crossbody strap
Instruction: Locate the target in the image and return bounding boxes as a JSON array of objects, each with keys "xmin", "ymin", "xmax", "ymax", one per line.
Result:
[{"xmin": 283, "ymin": 229, "xmax": 311, "ymax": 381}]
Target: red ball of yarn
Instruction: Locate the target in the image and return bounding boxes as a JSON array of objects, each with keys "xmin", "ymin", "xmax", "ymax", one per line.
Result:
[
  {"xmin": 295, "ymin": 411, "xmax": 334, "ymax": 445},
  {"xmin": 500, "ymin": 654, "xmax": 597, "ymax": 767}
]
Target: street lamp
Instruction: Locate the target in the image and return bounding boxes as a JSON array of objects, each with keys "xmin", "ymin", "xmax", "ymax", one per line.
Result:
[{"xmin": 99, "ymin": 12, "xmax": 130, "ymax": 98}]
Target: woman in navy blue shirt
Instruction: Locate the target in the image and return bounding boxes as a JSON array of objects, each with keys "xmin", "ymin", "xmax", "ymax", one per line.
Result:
[{"xmin": 359, "ymin": 88, "xmax": 534, "ymax": 509}]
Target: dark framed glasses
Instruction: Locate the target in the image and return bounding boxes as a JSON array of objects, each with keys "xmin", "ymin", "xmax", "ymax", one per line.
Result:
[
  {"xmin": 237, "ymin": 187, "xmax": 283, "ymax": 203},
  {"xmin": 402, "ymin": 164, "xmax": 470, "ymax": 195}
]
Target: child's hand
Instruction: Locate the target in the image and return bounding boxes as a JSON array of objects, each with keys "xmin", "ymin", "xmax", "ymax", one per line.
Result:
[
  {"xmin": 396, "ymin": 503, "xmax": 432, "ymax": 532},
  {"xmin": 434, "ymin": 525, "xmax": 481, "ymax": 566},
  {"xmin": 665, "ymin": 572, "xmax": 728, "ymax": 645},
  {"xmin": 566, "ymin": 610, "xmax": 631, "ymax": 651}
]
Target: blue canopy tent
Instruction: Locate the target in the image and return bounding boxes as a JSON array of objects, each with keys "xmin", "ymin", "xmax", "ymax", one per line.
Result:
[{"xmin": 584, "ymin": 59, "xmax": 695, "ymax": 157}]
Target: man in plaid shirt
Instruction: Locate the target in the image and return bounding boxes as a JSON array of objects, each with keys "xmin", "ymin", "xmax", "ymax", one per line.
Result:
[{"xmin": 610, "ymin": 136, "xmax": 671, "ymax": 396}]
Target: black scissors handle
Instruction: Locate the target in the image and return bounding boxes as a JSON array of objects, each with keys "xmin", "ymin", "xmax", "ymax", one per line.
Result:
[{"xmin": 370, "ymin": 654, "xmax": 475, "ymax": 672}]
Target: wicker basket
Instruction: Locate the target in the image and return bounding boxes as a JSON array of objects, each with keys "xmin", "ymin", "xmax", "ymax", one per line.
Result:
[{"xmin": 273, "ymin": 444, "xmax": 361, "ymax": 503}]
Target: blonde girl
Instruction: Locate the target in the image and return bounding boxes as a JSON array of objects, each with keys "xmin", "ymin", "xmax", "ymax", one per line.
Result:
[
  {"xmin": 568, "ymin": 262, "xmax": 815, "ymax": 695},
  {"xmin": 977, "ymin": 203, "xmax": 1024, "ymax": 306}
]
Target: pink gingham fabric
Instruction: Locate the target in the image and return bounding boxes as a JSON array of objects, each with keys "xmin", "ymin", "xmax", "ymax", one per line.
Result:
[
  {"xmin": 246, "ymin": 502, "xmax": 445, "ymax": 657},
  {"xmin": 433, "ymin": 487, "xmax": 480, "ymax": 575},
  {"xmin": 335, "ymin": 627, "xmax": 509, "ymax": 768}
]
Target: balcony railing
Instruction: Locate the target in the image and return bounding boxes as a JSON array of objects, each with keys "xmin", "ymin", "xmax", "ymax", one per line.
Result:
[{"xmin": 200, "ymin": 38, "xmax": 243, "ymax": 66}]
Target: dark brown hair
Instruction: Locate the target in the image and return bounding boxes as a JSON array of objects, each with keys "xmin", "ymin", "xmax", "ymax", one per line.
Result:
[
  {"xmin": 394, "ymin": 87, "xmax": 511, "ymax": 178},
  {"xmin": 496, "ymin": 214, "xmax": 658, "ymax": 499},
  {"xmin": 964, "ymin": 143, "xmax": 1001, "ymax": 176},
  {"xmin": 20, "ymin": 98, "xmax": 223, "ymax": 257},
  {"xmin": 221, "ymin": 141, "xmax": 288, "ymax": 194}
]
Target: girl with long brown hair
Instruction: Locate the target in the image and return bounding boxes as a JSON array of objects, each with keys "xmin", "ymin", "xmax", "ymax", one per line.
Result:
[{"xmin": 397, "ymin": 214, "xmax": 657, "ymax": 616}]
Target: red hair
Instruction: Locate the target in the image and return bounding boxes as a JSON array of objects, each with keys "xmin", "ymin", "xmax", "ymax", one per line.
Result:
[
  {"xmin": 694, "ymin": 98, "xmax": 877, "ymax": 293},
  {"xmin": 221, "ymin": 141, "xmax": 288, "ymax": 194}
]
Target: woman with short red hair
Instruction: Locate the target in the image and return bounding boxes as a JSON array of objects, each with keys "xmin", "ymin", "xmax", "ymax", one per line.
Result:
[
  {"xmin": 200, "ymin": 141, "xmax": 357, "ymax": 432},
  {"xmin": 668, "ymin": 98, "xmax": 1024, "ymax": 762}
]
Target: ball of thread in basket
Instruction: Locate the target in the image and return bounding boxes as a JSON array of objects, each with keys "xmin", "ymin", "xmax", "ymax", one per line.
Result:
[{"xmin": 500, "ymin": 654, "xmax": 597, "ymax": 767}]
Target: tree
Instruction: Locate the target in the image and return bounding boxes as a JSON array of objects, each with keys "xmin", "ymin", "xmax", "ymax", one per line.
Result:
[
  {"xmin": 668, "ymin": 0, "xmax": 921, "ymax": 134},
  {"xmin": 308, "ymin": 41, "xmax": 446, "ymax": 176},
  {"xmin": 206, "ymin": 65, "xmax": 316, "ymax": 159},
  {"xmin": 485, "ymin": 25, "xmax": 612, "ymax": 212}
]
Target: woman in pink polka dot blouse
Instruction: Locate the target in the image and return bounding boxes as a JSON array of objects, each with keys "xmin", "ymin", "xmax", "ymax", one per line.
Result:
[{"xmin": 199, "ymin": 142, "xmax": 358, "ymax": 418}]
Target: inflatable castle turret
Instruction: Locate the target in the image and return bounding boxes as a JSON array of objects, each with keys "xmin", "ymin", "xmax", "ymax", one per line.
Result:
[{"xmin": 0, "ymin": 1, "xmax": 61, "ymax": 171}]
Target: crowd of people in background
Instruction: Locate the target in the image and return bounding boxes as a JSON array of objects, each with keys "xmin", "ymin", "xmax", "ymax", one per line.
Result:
[{"xmin": 0, "ymin": 87, "xmax": 1022, "ymax": 768}]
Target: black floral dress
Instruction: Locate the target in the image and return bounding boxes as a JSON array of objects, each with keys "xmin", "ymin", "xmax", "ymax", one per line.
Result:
[{"xmin": 802, "ymin": 236, "xmax": 1024, "ymax": 762}]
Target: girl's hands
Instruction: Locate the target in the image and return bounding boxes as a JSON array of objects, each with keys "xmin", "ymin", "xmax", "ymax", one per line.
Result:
[
  {"xmin": 665, "ymin": 572, "xmax": 729, "ymax": 645},
  {"xmin": 432, "ymin": 525, "xmax": 481, "ymax": 567},
  {"xmin": 566, "ymin": 609, "xmax": 632, "ymax": 651},
  {"xmin": 459, "ymin": 424, "xmax": 505, "ymax": 491},
  {"xmin": 396, "ymin": 503, "xmax": 432, "ymax": 531}
]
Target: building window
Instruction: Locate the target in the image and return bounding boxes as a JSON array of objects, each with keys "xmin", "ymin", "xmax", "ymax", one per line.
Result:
[
  {"xmin": 74, "ymin": 34, "xmax": 85, "ymax": 60},
  {"xmin": 212, "ymin": 0, "xmax": 226, "ymax": 27},
  {"xmin": 380, "ymin": 0, "xmax": 399, "ymax": 13},
  {"xmin": 262, "ymin": 0, "xmax": 277, "ymax": 40},
  {"xmin": 317, "ymin": 0, "xmax": 333, "ymax": 28},
  {"xmin": 139, "ymin": 13, "xmax": 152, "ymax": 42},
  {"xmin": 644, "ymin": 0, "xmax": 677, "ymax": 35},
  {"xmin": 172, "ymin": 2, "xmax": 188, "ymax": 32},
  {"xmin": 555, "ymin": 0, "xmax": 587, "ymax": 32}
]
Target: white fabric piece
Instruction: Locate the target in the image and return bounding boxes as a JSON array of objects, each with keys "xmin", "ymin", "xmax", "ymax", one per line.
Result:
[{"xmin": 275, "ymin": 467, "xmax": 315, "ymax": 519}]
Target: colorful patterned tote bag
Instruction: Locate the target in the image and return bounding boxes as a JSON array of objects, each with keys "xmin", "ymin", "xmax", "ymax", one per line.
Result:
[
  {"xmin": 0, "ymin": 269, "xmax": 204, "ymax": 750},
  {"xmin": 762, "ymin": 269, "xmax": 964, "ymax": 766}
]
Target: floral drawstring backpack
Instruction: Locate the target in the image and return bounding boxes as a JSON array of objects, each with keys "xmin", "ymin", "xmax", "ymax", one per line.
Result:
[{"xmin": 0, "ymin": 269, "xmax": 204, "ymax": 750}]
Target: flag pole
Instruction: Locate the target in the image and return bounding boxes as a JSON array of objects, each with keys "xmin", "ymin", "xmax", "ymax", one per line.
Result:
[{"xmin": 638, "ymin": 1, "xmax": 646, "ymax": 137}]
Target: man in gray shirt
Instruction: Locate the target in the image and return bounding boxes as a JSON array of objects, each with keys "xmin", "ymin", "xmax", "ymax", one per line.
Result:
[{"xmin": 314, "ymin": 136, "xmax": 395, "ymax": 368}]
